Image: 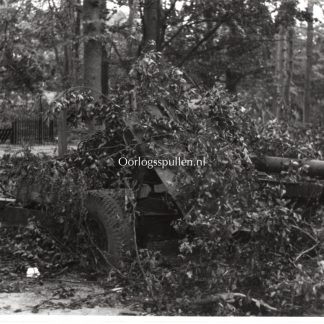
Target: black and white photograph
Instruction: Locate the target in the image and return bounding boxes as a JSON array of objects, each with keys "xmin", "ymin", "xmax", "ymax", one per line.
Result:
[{"xmin": 1, "ymin": 0, "xmax": 324, "ymax": 321}]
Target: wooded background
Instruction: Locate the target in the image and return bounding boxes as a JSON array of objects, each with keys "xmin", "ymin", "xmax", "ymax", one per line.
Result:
[
  {"xmin": 0, "ymin": 0, "xmax": 322, "ymax": 128},
  {"xmin": 2, "ymin": 2, "xmax": 324, "ymax": 315}
]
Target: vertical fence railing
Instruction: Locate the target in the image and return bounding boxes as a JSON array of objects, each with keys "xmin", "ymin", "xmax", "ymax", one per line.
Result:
[
  {"xmin": 9, "ymin": 118, "xmax": 56, "ymax": 145},
  {"xmin": 0, "ymin": 128, "xmax": 12, "ymax": 144}
]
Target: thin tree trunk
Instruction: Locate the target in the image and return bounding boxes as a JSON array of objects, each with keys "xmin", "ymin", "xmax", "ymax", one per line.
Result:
[
  {"xmin": 275, "ymin": 25, "xmax": 286, "ymax": 120},
  {"xmin": 101, "ymin": 0, "xmax": 108, "ymax": 99},
  {"xmin": 283, "ymin": 26, "xmax": 294, "ymax": 117},
  {"xmin": 303, "ymin": 0, "xmax": 314, "ymax": 125},
  {"xmin": 0, "ymin": 0, "xmax": 8, "ymax": 8},
  {"xmin": 127, "ymin": 0, "xmax": 138, "ymax": 59},
  {"xmin": 128, "ymin": 0, "xmax": 137, "ymax": 28},
  {"xmin": 63, "ymin": 45, "xmax": 73, "ymax": 88},
  {"xmin": 83, "ymin": 0, "xmax": 102, "ymax": 101},
  {"xmin": 101, "ymin": 45, "xmax": 109, "ymax": 98},
  {"xmin": 58, "ymin": 1, "xmax": 76, "ymax": 157},
  {"xmin": 143, "ymin": 0, "xmax": 160, "ymax": 51},
  {"xmin": 203, "ymin": 1, "xmax": 213, "ymax": 50},
  {"xmin": 73, "ymin": 0, "xmax": 81, "ymax": 86},
  {"xmin": 58, "ymin": 109, "xmax": 67, "ymax": 158}
]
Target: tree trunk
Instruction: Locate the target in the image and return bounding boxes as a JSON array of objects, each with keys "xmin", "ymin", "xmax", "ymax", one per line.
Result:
[
  {"xmin": 128, "ymin": 0, "xmax": 137, "ymax": 28},
  {"xmin": 283, "ymin": 26, "xmax": 294, "ymax": 117},
  {"xmin": 101, "ymin": 0, "xmax": 108, "ymax": 99},
  {"xmin": 101, "ymin": 45, "xmax": 109, "ymax": 99},
  {"xmin": 225, "ymin": 69, "xmax": 242, "ymax": 93},
  {"xmin": 58, "ymin": 109, "xmax": 67, "ymax": 158},
  {"xmin": 303, "ymin": 0, "xmax": 314, "ymax": 125},
  {"xmin": 73, "ymin": 0, "xmax": 81, "ymax": 86},
  {"xmin": 274, "ymin": 0, "xmax": 298, "ymax": 121},
  {"xmin": 143, "ymin": 0, "xmax": 160, "ymax": 51},
  {"xmin": 83, "ymin": 0, "xmax": 102, "ymax": 109},
  {"xmin": 275, "ymin": 25, "xmax": 286, "ymax": 120},
  {"xmin": 0, "ymin": 0, "xmax": 8, "ymax": 8},
  {"xmin": 127, "ymin": 0, "xmax": 138, "ymax": 59},
  {"xmin": 205, "ymin": 10, "xmax": 213, "ymax": 49},
  {"xmin": 58, "ymin": 1, "xmax": 77, "ymax": 157},
  {"xmin": 63, "ymin": 45, "xmax": 73, "ymax": 88}
]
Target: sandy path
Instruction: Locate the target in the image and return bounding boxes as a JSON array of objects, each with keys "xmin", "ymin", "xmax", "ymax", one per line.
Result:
[
  {"xmin": 0, "ymin": 144, "xmax": 77, "ymax": 158},
  {"xmin": 0, "ymin": 277, "xmax": 138, "ymax": 315}
]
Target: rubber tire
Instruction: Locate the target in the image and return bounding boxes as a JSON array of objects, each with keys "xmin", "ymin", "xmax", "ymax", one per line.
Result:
[{"xmin": 84, "ymin": 190, "xmax": 132, "ymax": 266}]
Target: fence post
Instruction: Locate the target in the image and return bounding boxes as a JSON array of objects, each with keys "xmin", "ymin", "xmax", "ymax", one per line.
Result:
[
  {"xmin": 38, "ymin": 116, "xmax": 43, "ymax": 144},
  {"xmin": 57, "ymin": 110, "xmax": 67, "ymax": 157},
  {"xmin": 49, "ymin": 120, "xmax": 54, "ymax": 141},
  {"xmin": 11, "ymin": 121, "xmax": 16, "ymax": 144}
]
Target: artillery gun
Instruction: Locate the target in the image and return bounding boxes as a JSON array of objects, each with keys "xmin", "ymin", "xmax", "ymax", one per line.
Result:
[{"xmin": 1, "ymin": 103, "xmax": 324, "ymax": 266}]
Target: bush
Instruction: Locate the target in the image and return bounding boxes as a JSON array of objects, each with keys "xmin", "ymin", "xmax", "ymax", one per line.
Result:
[{"xmin": 2, "ymin": 52, "xmax": 324, "ymax": 315}]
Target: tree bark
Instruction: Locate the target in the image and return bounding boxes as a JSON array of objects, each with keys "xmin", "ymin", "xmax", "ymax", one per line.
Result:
[
  {"xmin": 58, "ymin": 1, "xmax": 77, "ymax": 157},
  {"xmin": 143, "ymin": 0, "xmax": 160, "ymax": 51},
  {"xmin": 63, "ymin": 45, "xmax": 73, "ymax": 88},
  {"xmin": 0, "ymin": 0, "xmax": 8, "ymax": 8},
  {"xmin": 275, "ymin": 25, "xmax": 286, "ymax": 120},
  {"xmin": 73, "ymin": 0, "xmax": 81, "ymax": 86},
  {"xmin": 101, "ymin": 0, "xmax": 108, "ymax": 99},
  {"xmin": 83, "ymin": 0, "xmax": 102, "ymax": 103},
  {"xmin": 58, "ymin": 109, "xmax": 67, "ymax": 158},
  {"xmin": 283, "ymin": 26, "xmax": 294, "ymax": 117},
  {"xmin": 225, "ymin": 69, "xmax": 242, "ymax": 93},
  {"xmin": 127, "ymin": 0, "xmax": 138, "ymax": 59},
  {"xmin": 101, "ymin": 45, "xmax": 109, "ymax": 99},
  {"xmin": 303, "ymin": 0, "xmax": 314, "ymax": 125},
  {"xmin": 274, "ymin": 0, "xmax": 298, "ymax": 121}
]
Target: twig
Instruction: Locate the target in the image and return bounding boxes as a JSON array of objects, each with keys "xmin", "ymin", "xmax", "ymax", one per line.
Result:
[
  {"xmin": 109, "ymin": 39, "xmax": 130, "ymax": 73},
  {"xmin": 132, "ymin": 203, "xmax": 154, "ymax": 298},
  {"xmin": 84, "ymin": 226, "xmax": 126, "ymax": 279},
  {"xmin": 54, "ymin": 266, "xmax": 69, "ymax": 277},
  {"xmin": 178, "ymin": 14, "xmax": 231, "ymax": 67},
  {"xmin": 124, "ymin": 179, "xmax": 154, "ymax": 298},
  {"xmin": 290, "ymin": 224, "xmax": 318, "ymax": 243},
  {"xmin": 95, "ymin": 245, "xmax": 126, "ymax": 279},
  {"xmin": 192, "ymin": 292, "xmax": 278, "ymax": 312},
  {"xmin": 295, "ymin": 243, "xmax": 319, "ymax": 262}
]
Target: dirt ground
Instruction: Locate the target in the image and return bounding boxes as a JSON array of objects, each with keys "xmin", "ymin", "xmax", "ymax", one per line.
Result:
[
  {"xmin": 0, "ymin": 144, "xmax": 77, "ymax": 158},
  {"xmin": 0, "ymin": 274, "xmax": 140, "ymax": 315},
  {"xmin": 0, "ymin": 143, "xmax": 142, "ymax": 316}
]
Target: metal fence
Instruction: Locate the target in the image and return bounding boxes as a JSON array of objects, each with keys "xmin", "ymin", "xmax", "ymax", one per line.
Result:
[
  {"xmin": 0, "ymin": 118, "xmax": 56, "ymax": 145},
  {"xmin": 0, "ymin": 128, "xmax": 12, "ymax": 144}
]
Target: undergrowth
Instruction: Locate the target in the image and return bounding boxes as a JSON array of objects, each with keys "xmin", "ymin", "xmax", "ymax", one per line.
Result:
[{"xmin": 1, "ymin": 52, "xmax": 324, "ymax": 315}]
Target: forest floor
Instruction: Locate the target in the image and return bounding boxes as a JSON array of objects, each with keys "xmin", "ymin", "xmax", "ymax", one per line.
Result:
[
  {"xmin": 0, "ymin": 272, "xmax": 142, "ymax": 315},
  {"xmin": 2, "ymin": 144, "xmax": 324, "ymax": 316},
  {"xmin": 0, "ymin": 143, "xmax": 141, "ymax": 316}
]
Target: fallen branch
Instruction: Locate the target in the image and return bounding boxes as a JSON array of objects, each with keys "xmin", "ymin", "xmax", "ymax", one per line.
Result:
[
  {"xmin": 295, "ymin": 243, "xmax": 319, "ymax": 262},
  {"xmin": 84, "ymin": 224, "xmax": 126, "ymax": 279},
  {"xmin": 290, "ymin": 224, "xmax": 318, "ymax": 243},
  {"xmin": 192, "ymin": 292, "xmax": 278, "ymax": 312},
  {"xmin": 123, "ymin": 178, "xmax": 154, "ymax": 298},
  {"xmin": 131, "ymin": 198, "xmax": 154, "ymax": 298}
]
